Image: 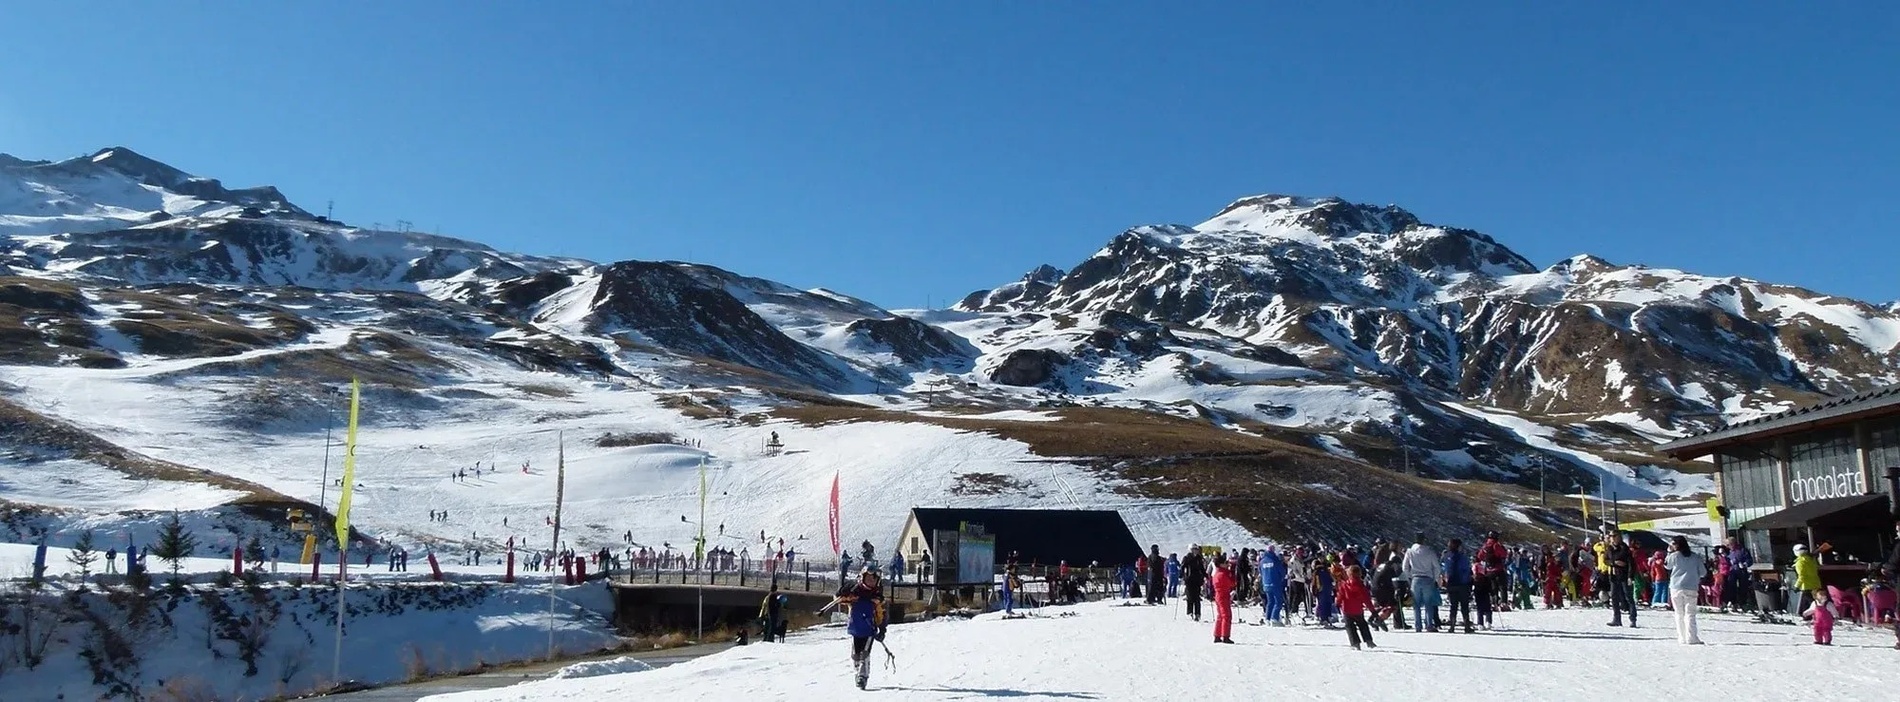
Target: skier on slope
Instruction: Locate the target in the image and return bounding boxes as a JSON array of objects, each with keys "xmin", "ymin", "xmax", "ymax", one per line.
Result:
[{"xmin": 835, "ymin": 568, "xmax": 889, "ymax": 690}]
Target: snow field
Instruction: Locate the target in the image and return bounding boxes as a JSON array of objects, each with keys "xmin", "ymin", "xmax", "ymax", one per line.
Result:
[{"xmin": 422, "ymin": 598, "xmax": 1898, "ymax": 702}]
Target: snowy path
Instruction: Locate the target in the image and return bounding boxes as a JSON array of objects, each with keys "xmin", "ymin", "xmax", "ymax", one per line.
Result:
[{"xmin": 422, "ymin": 600, "xmax": 1897, "ymax": 701}]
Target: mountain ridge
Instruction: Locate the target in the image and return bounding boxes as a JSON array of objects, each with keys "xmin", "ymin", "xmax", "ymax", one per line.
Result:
[{"xmin": 8, "ymin": 146, "xmax": 1886, "ymax": 550}]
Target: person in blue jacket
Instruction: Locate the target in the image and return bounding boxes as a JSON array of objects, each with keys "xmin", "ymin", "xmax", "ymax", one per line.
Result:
[
  {"xmin": 1260, "ymin": 545, "xmax": 1288, "ymax": 625},
  {"xmin": 1166, "ymin": 554, "xmax": 1182, "ymax": 598},
  {"xmin": 1118, "ymin": 562, "xmax": 1136, "ymax": 599},
  {"xmin": 837, "ymin": 568, "xmax": 888, "ymax": 689},
  {"xmin": 1313, "ymin": 555, "xmax": 1337, "ymax": 625},
  {"xmin": 1441, "ymin": 538, "xmax": 1475, "ymax": 633}
]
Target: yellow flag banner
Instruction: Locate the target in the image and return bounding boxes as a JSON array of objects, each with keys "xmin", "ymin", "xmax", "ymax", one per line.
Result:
[
  {"xmin": 1581, "ymin": 493, "xmax": 1590, "ymax": 525},
  {"xmin": 333, "ymin": 379, "xmax": 361, "ymax": 543}
]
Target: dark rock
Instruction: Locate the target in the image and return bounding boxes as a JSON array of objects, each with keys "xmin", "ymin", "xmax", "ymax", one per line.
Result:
[{"xmin": 989, "ymin": 348, "xmax": 1069, "ymax": 387}]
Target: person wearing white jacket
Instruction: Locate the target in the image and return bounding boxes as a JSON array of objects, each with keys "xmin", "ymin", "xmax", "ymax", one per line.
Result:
[
  {"xmin": 1664, "ymin": 535, "xmax": 1708, "ymax": 644},
  {"xmin": 1402, "ymin": 532, "xmax": 1442, "ymax": 632}
]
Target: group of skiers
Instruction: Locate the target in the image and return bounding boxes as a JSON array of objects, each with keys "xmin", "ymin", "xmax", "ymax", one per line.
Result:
[{"xmin": 1088, "ymin": 524, "xmax": 1900, "ymax": 651}]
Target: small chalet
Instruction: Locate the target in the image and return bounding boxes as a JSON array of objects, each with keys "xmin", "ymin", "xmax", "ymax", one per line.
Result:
[{"xmin": 894, "ymin": 507, "xmax": 1142, "ymax": 568}]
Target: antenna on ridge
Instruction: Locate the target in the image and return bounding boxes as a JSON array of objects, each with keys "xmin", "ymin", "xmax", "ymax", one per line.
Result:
[{"xmin": 326, "ymin": 200, "xmax": 334, "ymax": 219}]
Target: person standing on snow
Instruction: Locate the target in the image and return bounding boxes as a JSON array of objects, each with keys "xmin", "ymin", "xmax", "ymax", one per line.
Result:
[
  {"xmin": 1476, "ymin": 532, "xmax": 1509, "ymax": 612},
  {"xmin": 1118, "ymin": 562, "xmax": 1136, "ymax": 599},
  {"xmin": 1722, "ymin": 536, "xmax": 1754, "ymax": 612},
  {"xmin": 1881, "ymin": 520, "xmax": 1900, "ymax": 649},
  {"xmin": 1260, "ymin": 545, "xmax": 1288, "ymax": 626},
  {"xmin": 1312, "ymin": 554, "xmax": 1338, "ymax": 626},
  {"xmin": 1403, "ymin": 534, "xmax": 1441, "ymax": 632},
  {"xmin": 1211, "ymin": 553, "xmax": 1236, "ymax": 643},
  {"xmin": 1372, "ymin": 553, "xmax": 1406, "ymax": 630},
  {"xmin": 1441, "ymin": 538, "xmax": 1475, "ymax": 633},
  {"xmin": 1646, "ymin": 549, "xmax": 1670, "ymax": 607},
  {"xmin": 889, "ymin": 552, "xmax": 906, "ymax": 584},
  {"xmin": 1182, "ymin": 547, "xmax": 1208, "ymax": 622},
  {"xmin": 1664, "ymin": 535, "xmax": 1706, "ymax": 644},
  {"xmin": 1337, "ymin": 564, "xmax": 1377, "ymax": 650},
  {"xmin": 1792, "ymin": 543, "xmax": 1822, "ymax": 618},
  {"xmin": 1287, "ymin": 547, "xmax": 1310, "ymax": 622},
  {"xmin": 758, "ymin": 584, "xmax": 788, "ymax": 643},
  {"xmin": 1604, "ymin": 531, "xmax": 1638, "ymax": 628},
  {"xmin": 835, "ymin": 569, "xmax": 888, "ymax": 690},
  {"xmin": 1147, "ymin": 545, "xmax": 1166, "ymax": 604},
  {"xmin": 1166, "ymin": 553, "xmax": 1182, "ymax": 599},
  {"xmin": 1002, "ymin": 564, "xmax": 1021, "ymax": 615}
]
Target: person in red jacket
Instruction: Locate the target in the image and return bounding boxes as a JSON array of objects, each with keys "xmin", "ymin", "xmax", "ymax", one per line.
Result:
[
  {"xmin": 1211, "ymin": 553, "xmax": 1237, "ymax": 643},
  {"xmin": 1542, "ymin": 547, "xmax": 1565, "ymax": 609},
  {"xmin": 1337, "ymin": 564, "xmax": 1377, "ymax": 649}
]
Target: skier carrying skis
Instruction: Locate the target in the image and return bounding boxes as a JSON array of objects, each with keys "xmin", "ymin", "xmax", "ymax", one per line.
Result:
[{"xmin": 836, "ymin": 568, "xmax": 888, "ymax": 689}]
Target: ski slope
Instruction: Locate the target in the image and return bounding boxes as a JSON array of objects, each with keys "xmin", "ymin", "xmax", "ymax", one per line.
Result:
[
  {"xmin": 423, "ymin": 599, "xmax": 1898, "ymax": 702},
  {"xmin": 0, "ymin": 329, "xmax": 1253, "ymax": 566}
]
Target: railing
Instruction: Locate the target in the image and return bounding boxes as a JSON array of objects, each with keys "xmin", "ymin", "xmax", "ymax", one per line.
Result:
[{"xmin": 607, "ymin": 558, "xmax": 1133, "ymax": 608}]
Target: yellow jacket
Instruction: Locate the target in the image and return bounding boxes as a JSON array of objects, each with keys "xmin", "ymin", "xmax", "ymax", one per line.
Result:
[
  {"xmin": 1793, "ymin": 553, "xmax": 1822, "ymax": 592},
  {"xmin": 1593, "ymin": 542, "xmax": 1608, "ymax": 571}
]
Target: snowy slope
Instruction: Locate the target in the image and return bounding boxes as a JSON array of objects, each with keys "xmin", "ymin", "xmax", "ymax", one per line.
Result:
[{"xmin": 421, "ymin": 598, "xmax": 1897, "ymax": 702}]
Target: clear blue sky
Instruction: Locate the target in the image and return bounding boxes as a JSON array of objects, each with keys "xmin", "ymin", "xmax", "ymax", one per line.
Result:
[{"xmin": 4, "ymin": 3, "xmax": 1896, "ymax": 308}]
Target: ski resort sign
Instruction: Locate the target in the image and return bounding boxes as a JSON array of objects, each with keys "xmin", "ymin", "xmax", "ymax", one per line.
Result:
[{"xmin": 1787, "ymin": 466, "xmax": 1865, "ymax": 504}]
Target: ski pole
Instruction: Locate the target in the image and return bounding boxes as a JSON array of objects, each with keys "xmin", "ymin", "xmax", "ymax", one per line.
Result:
[{"xmin": 878, "ymin": 639, "xmax": 896, "ymax": 673}]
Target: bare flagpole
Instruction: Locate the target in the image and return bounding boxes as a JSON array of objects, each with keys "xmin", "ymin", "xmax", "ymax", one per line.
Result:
[{"xmin": 547, "ymin": 431, "xmax": 566, "ymax": 660}]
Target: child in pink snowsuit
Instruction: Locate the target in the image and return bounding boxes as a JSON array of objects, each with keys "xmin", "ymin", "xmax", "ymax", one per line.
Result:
[{"xmin": 1812, "ymin": 598, "xmax": 1836, "ymax": 645}]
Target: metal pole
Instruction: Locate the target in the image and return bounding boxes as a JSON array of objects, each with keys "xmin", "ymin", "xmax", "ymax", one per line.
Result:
[
  {"xmin": 1539, "ymin": 460, "xmax": 1547, "ymax": 509},
  {"xmin": 547, "ymin": 432, "xmax": 565, "ymax": 661},
  {"xmin": 332, "ymin": 542, "xmax": 347, "ymax": 683},
  {"xmin": 318, "ymin": 389, "xmax": 336, "ymax": 513}
]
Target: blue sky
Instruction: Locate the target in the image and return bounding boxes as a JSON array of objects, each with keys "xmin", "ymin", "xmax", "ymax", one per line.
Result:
[{"xmin": 3, "ymin": 3, "xmax": 1896, "ymax": 308}]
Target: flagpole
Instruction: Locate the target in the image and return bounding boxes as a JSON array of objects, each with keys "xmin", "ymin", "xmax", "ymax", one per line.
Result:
[
  {"xmin": 697, "ymin": 455, "xmax": 706, "ymax": 641},
  {"xmin": 331, "ymin": 379, "xmax": 361, "ymax": 685},
  {"xmin": 547, "ymin": 431, "xmax": 565, "ymax": 661}
]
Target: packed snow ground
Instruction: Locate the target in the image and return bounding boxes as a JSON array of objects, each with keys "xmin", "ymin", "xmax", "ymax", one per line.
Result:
[{"xmin": 424, "ymin": 599, "xmax": 1897, "ymax": 702}]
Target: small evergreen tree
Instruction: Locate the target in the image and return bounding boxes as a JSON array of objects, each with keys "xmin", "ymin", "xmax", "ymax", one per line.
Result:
[
  {"xmin": 67, "ymin": 529, "xmax": 99, "ymax": 588},
  {"xmin": 244, "ymin": 535, "xmax": 267, "ymax": 572},
  {"xmin": 151, "ymin": 511, "xmax": 199, "ymax": 587}
]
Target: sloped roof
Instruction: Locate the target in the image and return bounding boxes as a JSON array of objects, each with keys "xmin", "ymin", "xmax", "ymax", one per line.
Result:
[
  {"xmin": 1658, "ymin": 385, "xmax": 1900, "ymax": 459},
  {"xmin": 909, "ymin": 508, "xmax": 1143, "ymax": 567},
  {"xmin": 1740, "ymin": 494, "xmax": 1892, "ymax": 530}
]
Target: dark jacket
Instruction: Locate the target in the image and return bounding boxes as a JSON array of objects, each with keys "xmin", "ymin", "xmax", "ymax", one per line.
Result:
[
  {"xmin": 1605, "ymin": 543, "xmax": 1634, "ymax": 581},
  {"xmin": 1183, "ymin": 552, "xmax": 1208, "ymax": 586},
  {"xmin": 1372, "ymin": 562, "xmax": 1401, "ymax": 606}
]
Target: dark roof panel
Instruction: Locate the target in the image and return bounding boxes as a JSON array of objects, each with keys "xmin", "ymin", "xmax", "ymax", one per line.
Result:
[
  {"xmin": 1739, "ymin": 494, "xmax": 1892, "ymax": 530},
  {"xmin": 910, "ymin": 508, "xmax": 1143, "ymax": 566},
  {"xmin": 1658, "ymin": 385, "xmax": 1900, "ymax": 458}
]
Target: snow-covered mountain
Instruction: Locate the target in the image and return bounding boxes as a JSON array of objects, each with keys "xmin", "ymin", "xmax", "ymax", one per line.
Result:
[
  {"xmin": 8, "ymin": 148, "xmax": 1892, "ymax": 556},
  {"xmin": 961, "ymin": 194, "xmax": 1900, "ymax": 437}
]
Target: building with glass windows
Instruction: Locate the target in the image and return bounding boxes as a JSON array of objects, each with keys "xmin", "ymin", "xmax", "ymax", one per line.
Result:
[{"xmin": 1659, "ymin": 386, "xmax": 1900, "ymax": 588}]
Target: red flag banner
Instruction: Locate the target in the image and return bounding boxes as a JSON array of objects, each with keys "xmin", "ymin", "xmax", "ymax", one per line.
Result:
[{"xmin": 828, "ymin": 471, "xmax": 841, "ymax": 557}]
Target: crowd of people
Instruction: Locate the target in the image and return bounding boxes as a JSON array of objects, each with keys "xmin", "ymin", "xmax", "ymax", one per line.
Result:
[{"xmin": 1099, "ymin": 523, "xmax": 1900, "ymax": 651}]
